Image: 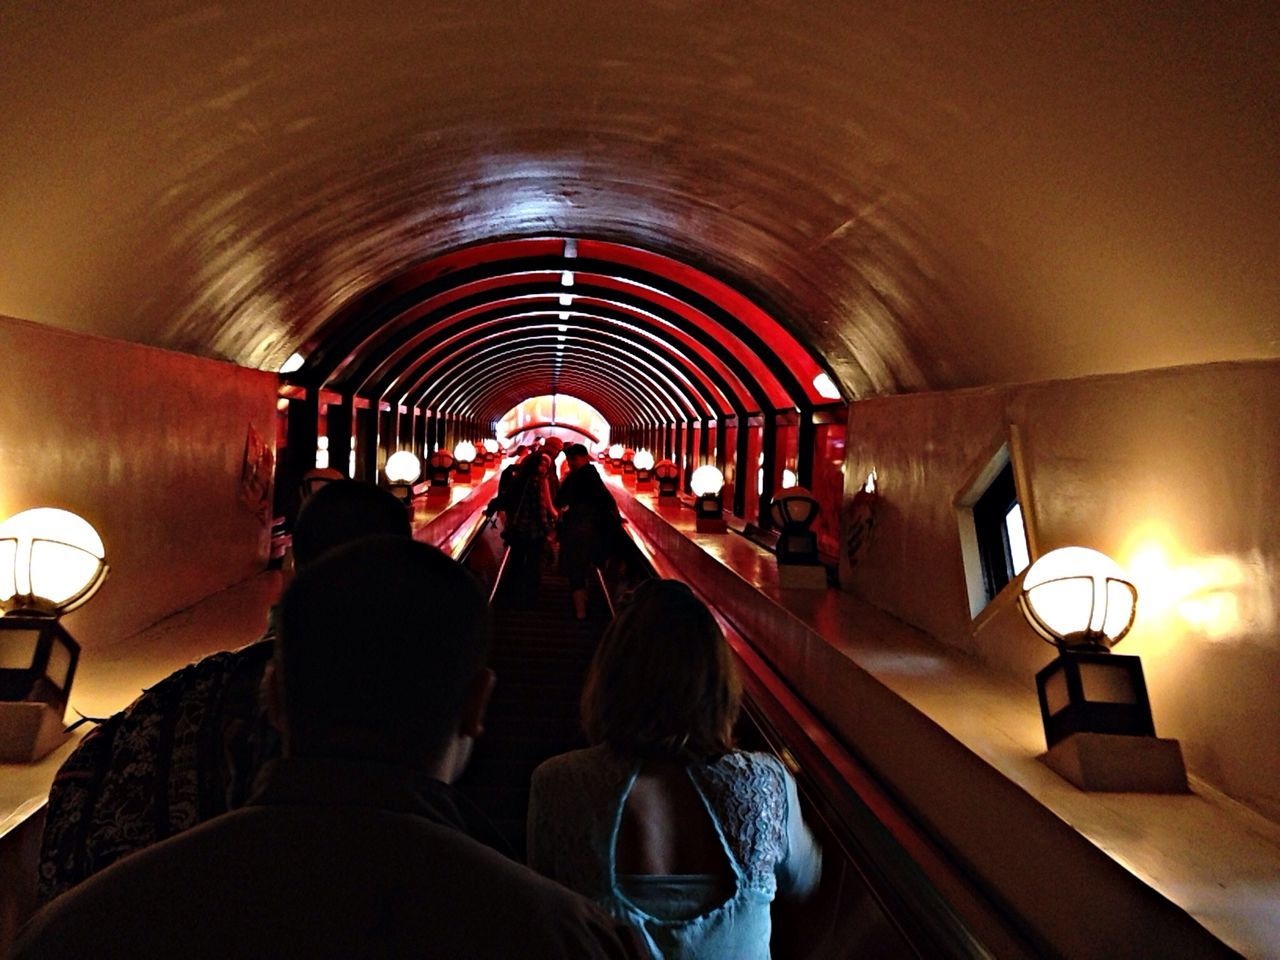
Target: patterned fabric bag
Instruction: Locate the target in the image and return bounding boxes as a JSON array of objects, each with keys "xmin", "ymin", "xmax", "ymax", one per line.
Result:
[{"xmin": 37, "ymin": 640, "xmax": 274, "ymax": 904}]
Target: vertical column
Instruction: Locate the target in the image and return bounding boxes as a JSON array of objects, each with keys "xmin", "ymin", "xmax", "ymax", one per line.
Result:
[
  {"xmin": 327, "ymin": 393, "xmax": 355, "ymax": 478},
  {"xmin": 414, "ymin": 408, "xmax": 428, "ymax": 458},
  {"xmin": 398, "ymin": 405, "xmax": 414, "ymax": 450},
  {"xmin": 733, "ymin": 415, "xmax": 749, "ymax": 518},
  {"xmin": 699, "ymin": 416, "xmax": 711, "ymax": 464},
  {"xmin": 798, "ymin": 406, "xmax": 816, "ymax": 489},
  {"xmin": 683, "ymin": 420, "xmax": 696, "ymax": 493},
  {"xmin": 358, "ymin": 403, "xmax": 379, "ymax": 482},
  {"xmin": 283, "ymin": 389, "xmax": 320, "ymax": 522},
  {"xmin": 759, "ymin": 408, "xmax": 778, "ymax": 528}
]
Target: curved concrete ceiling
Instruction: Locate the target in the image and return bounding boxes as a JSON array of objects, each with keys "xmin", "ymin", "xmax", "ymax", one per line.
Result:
[{"xmin": 1, "ymin": 2, "xmax": 1276, "ymax": 401}]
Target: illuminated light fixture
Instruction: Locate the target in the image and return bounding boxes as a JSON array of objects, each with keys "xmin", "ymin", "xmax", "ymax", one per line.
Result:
[
  {"xmin": 483, "ymin": 438, "xmax": 500, "ymax": 455},
  {"xmin": 315, "ymin": 435, "xmax": 330, "ymax": 470},
  {"xmin": 385, "ymin": 451, "xmax": 422, "ymax": 485},
  {"xmin": 560, "ymin": 271, "xmax": 575, "ymax": 287},
  {"xmin": 557, "ymin": 324, "xmax": 568, "ymax": 332},
  {"xmin": 812, "ymin": 372, "xmax": 841, "ymax": 400},
  {"xmin": 782, "ymin": 468, "xmax": 798, "ymax": 489},
  {"xmin": 275, "ymin": 398, "xmax": 290, "ymax": 412},
  {"xmin": 654, "ymin": 459, "xmax": 680, "ymax": 499},
  {"xmin": 564, "ymin": 238, "xmax": 578, "ymax": 258},
  {"xmin": 453, "ymin": 441, "xmax": 477, "ymax": 484},
  {"xmin": 0, "ymin": 508, "xmax": 107, "ymax": 761},
  {"xmin": 278, "ymin": 352, "xmax": 305, "ymax": 375},
  {"xmin": 633, "ymin": 449, "xmax": 655, "ymax": 491},
  {"xmin": 559, "ymin": 294, "xmax": 573, "ymax": 306},
  {"xmin": 1019, "ymin": 546, "xmax": 1187, "ymax": 793},
  {"xmin": 769, "ymin": 487, "xmax": 821, "ymax": 565},
  {"xmin": 384, "ymin": 451, "xmax": 422, "ymax": 507},
  {"xmin": 690, "ymin": 465, "xmax": 727, "ymax": 533},
  {"xmin": 557, "ymin": 335, "xmax": 566, "ymax": 342},
  {"xmin": 608, "ymin": 443, "xmax": 624, "ymax": 461}
]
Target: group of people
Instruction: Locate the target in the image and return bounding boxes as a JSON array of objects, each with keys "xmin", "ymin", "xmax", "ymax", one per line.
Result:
[
  {"xmin": 15, "ymin": 475, "xmax": 820, "ymax": 959},
  {"xmin": 492, "ymin": 437, "xmax": 624, "ymax": 620}
]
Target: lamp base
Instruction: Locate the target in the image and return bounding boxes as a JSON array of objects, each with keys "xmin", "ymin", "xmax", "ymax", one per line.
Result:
[
  {"xmin": 0, "ymin": 701, "xmax": 69, "ymax": 763},
  {"xmin": 778, "ymin": 563, "xmax": 829, "ymax": 589},
  {"xmin": 426, "ymin": 485, "xmax": 452, "ymax": 501},
  {"xmin": 695, "ymin": 517, "xmax": 727, "ymax": 533},
  {"xmin": 1041, "ymin": 732, "xmax": 1188, "ymax": 794}
]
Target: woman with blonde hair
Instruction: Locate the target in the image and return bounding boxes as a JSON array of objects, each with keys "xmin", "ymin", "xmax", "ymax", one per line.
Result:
[{"xmin": 527, "ymin": 579, "xmax": 821, "ymax": 959}]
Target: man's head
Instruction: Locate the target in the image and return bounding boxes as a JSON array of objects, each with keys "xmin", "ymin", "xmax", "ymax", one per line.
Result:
[
  {"xmin": 564, "ymin": 443, "xmax": 590, "ymax": 470},
  {"xmin": 542, "ymin": 436, "xmax": 564, "ymax": 457},
  {"xmin": 275, "ymin": 537, "xmax": 494, "ymax": 776},
  {"xmin": 291, "ymin": 480, "xmax": 411, "ymax": 570}
]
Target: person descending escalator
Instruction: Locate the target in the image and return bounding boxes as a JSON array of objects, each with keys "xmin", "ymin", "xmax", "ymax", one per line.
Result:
[{"xmin": 554, "ymin": 444, "xmax": 622, "ymax": 620}]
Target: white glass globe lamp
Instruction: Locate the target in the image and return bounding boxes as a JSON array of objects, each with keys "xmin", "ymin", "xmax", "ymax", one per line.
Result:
[
  {"xmin": 0, "ymin": 508, "xmax": 109, "ymax": 615},
  {"xmin": 384, "ymin": 451, "xmax": 422, "ymax": 485},
  {"xmin": 453, "ymin": 441, "xmax": 477, "ymax": 464},
  {"xmin": 633, "ymin": 449, "xmax": 655, "ymax": 472},
  {"xmin": 1019, "ymin": 547, "xmax": 1136, "ymax": 651},
  {"xmin": 483, "ymin": 438, "xmax": 500, "ymax": 455},
  {"xmin": 690, "ymin": 465, "xmax": 725, "ymax": 498},
  {"xmin": 608, "ymin": 443, "xmax": 624, "ymax": 460}
]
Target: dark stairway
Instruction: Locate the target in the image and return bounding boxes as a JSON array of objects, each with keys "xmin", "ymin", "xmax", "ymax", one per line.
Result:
[{"xmin": 455, "ymin": 545, "xmax": 606, "ymax": 861}]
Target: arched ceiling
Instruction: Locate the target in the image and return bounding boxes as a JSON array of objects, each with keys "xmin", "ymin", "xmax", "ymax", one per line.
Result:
[
  {"xmin": 292, "ymin": 237, "xmax": 830, "ymax": 426},
  {"xmin": 1, "ymin": 2, "xmax": 1276, "ymax": 403}
]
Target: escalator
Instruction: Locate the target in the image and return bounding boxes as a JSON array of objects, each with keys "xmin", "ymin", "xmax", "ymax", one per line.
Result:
[{"xmin": 446, "ymin": 503, "xmax": 1037, "ymax": 960}]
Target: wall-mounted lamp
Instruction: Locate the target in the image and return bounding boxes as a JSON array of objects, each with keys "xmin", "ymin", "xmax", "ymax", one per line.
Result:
[
  {"xmin": 654, "ymin": 459, "xmax": 680, "ymax": 501},
  {"xmin": 384, "ymin": 451, "xmax": 422, "ymax": 506},
  {"xmin": 453, "ymin": 441, "xmax": 477, "ymax": 484},
  {"xmin": 427, "ymin": 450, "xmax": 456, "ymax": 499},
  {"xmin": 690, "ymin": 465, "xmax": 727, "ymax": 533},
  {"xmin": 632, "ymin": 449, "xmax": 655, "ymax": 491},
  {"xmin": 299, "ymin": 467, "xmax": 344, "ymax": 501},
  {"xmin": 1019, "ymin": 546, "xmax": 1186, "ymax": 793},
  {"xmin": 769, "ymin": 487, "xmax": 827, "ymax": 588},
  {"xmin": 607, "ymin": 443, "xmax": 624, "ymax": 473},
  {"xmin": 0, "ymin": 508, "xmax": 108, "ymax": 761}
]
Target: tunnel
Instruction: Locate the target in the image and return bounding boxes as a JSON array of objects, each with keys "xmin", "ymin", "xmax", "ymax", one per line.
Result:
[{"xmin": 0, "ymin": 4, "xmax": 1277, "ymax": 958}]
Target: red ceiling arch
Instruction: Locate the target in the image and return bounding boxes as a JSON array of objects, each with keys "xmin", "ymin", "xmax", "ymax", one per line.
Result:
[{"xmin": 286, "ymin": 237, "xmax": 843, "ymax": 432}]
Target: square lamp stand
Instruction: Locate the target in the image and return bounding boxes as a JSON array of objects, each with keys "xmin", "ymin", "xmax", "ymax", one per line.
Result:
[
  {"xmin": 0, "ymin": 617, "xmax": 79, "ymax": 763},
  {"xmin": 1035, "ymin": 651, "xmax": 1187, "ymax": 793}
]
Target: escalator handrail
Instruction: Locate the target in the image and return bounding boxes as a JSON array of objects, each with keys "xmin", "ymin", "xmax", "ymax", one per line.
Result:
[{"xmin": 615, "ymin": 523, "xmax": 1040, "ymax": 960}]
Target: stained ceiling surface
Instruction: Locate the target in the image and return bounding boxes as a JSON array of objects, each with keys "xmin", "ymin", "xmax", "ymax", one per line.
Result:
[{"xmin": 0, "ymin": 2, "xmax": 1276, "ymax": 407}]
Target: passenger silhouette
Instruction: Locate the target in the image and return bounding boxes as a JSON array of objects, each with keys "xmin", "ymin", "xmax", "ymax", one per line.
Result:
[
  {"xmin": 554, "ymin": 443, "xmax": 622, "ymax": 620},
  {"xmin": 36, "ymin": 481, "xmax": 412, "ymax": 903},
  {"xmin": 13, "ymin": 538, "xmax": 645, "ymax": 960},
  {"xmin": 499, "ymin": 451, "xmax": 558, "ymax": 606},
  {"xmin": 528, "ymin": 579, "xmax": 821, "ymax": 959}
]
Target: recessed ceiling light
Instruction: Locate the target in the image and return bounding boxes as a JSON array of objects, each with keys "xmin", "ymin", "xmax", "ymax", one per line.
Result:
[
  {"xmin": 812, "ymin": 372, "xmax": 842, "ymax": 400},
  {"xmin": 560, "ymin": 271, "xmax": 574, "ymax": 287},
  {"xmin": 279, "ymin": 352, "xmax": 305, "ymax": 374}
]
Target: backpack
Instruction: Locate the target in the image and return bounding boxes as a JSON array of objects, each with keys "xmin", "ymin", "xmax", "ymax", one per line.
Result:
[{"xmin": 37, "ymin": 639, "xmax": 274, "ymax": 904}]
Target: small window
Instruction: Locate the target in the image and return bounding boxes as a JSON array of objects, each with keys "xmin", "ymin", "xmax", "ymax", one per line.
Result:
[
  {"xmin": 972, "ymin": 461, "xmax": 1029, "ymax": 601},
  {"xmin": 955, "ymin": 440, "xmax": 1032, "ymax": 618}
]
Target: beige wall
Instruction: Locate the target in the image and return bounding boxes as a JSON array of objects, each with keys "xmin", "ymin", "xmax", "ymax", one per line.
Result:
[
  {"xmin": 842, "ymin": 359, "xmax": 1280, "ymax": 822},
  {"xmin": 0, "ymin": 315, "xmax": 278, "ymax": 649}
]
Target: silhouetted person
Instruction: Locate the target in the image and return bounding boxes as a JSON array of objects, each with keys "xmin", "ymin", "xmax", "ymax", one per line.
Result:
[
  {"xmin": 36, "ymin": 481, "xmax": 412, "ymax": 903},
  {"xmin": 555, "ymin": 444, "xmax": 621, "ymax": 620},
  {"xmin": 528, "ymin": 579, "xmax": 821, "ymax": 959},
  {"xmin": 13, "ymin": 538, "xmax": 645, "ymax": 960},
  {"xmin": 500, "ymin": 451, "xmax": 558, "ymax": 606}
]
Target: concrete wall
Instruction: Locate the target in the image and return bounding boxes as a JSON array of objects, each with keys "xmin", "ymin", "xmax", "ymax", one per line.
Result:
[
  {"xmin": 0, "ymin": 315, "xmax": 278, "ymax": 649},
  {"xmin": 842, "ymin": 359, "xmax": 1280, "ymax": 822}
]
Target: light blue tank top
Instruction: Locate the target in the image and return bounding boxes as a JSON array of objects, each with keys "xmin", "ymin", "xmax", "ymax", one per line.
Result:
[{"xmin": 528, "ymin": 746, "xmax": 822, "ymax": 959}]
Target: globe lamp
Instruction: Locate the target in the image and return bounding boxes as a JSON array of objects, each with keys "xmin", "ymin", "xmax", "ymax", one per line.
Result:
[
  {"xmin": 654, "ymin": 459, "xmax": 680, "ymax": 499},
  {"xmin": 633, "ymin": 449, "xmax": 656, "ymax": 490},
  {"xmin": 1020, "ymin": 546, "xmax": 1186, "ymax": 792},
  {"xmin": 690, "ymin": 465, "xmax": 727, "ymax": 533},
  {"xmin": 384, "ymin": 451, "xmax": 422, "ymax": 507},
  {"xmin": 453, "ymin": 441, "xmax": 477, "ymax": 483},
  {"xmin": 769, "ymin": 487, "xmax": 821, "ymax": 566},
  {"xmin": 427, "ymin": 449, "xmax": 456, "ymax": 496},
  {"xmin": 0, "ymin": 508, "xmax": 107, "ymax": 761}
]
